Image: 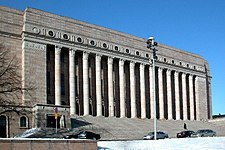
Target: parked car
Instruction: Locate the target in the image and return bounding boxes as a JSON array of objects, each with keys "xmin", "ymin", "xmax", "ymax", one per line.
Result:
[
  {"xmin": 191, "ymin": 129, "xmax": 216, "ymax": 137},
  {"xmin": 143, "ymin": 131, "xmax": 168, "ymax": 140},
  {"xmin": 64, "ymin": 131, "xmax": 101, "ymax": 140},
  {"xmin": 177, "ymin": 130, "xmax": 195, "ymax": 138}
]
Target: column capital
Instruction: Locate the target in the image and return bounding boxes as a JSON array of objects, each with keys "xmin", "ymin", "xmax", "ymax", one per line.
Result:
[
  {"xmin": 189, "ymin": 73, "xmax": 193, "ymax": 77},
  {"xmin": 182, "ymin": 72, "xmax": 187, "ymax": 77},
  {"xmin": 167, "ymin": 69, "xmax": 171, "ymax": 74},
  {"xmin": 96, "ymin": 54, "xmax": 102, "ymax": 57},
  {"xmin": 139, "ymin": 63, "xmax": 145, "ymax": 70},
  {"xmin": 119, "ymin": 58, "xmax": 125, "ymax": 62},
  {"xmin": 130, "ymin": 61, "xmax": 135, "ymax": 68},
  {"xmin": 108, "ymin": 57, "xmax": 113, "ymax": 64},
  {"xmin": 83, "ymin": 51, "xmax": 89, "ymax": 60},
  {"xmin": 69, "ymin": 49, "xmax": 76, "ymax": 56},
  {"xmin": 69, "ymin": 47, "xmax": 77, "ymax": 51},
  {"xmin": 174, "ymin": 70, "xmax": 179, "ymax": 74},
  {"xmin": 96, "ymin": 54, "xmax": 102, "ymax": 62},
  {"xmin": 119, "ymin": 59, "xmax": 125, "ymax": 66},
  {"xmin": 55, "ymin": 45, "xmax": 62, "ymax": 49},
  {"xmin": 158, "ymin": 67, "xmax": 163, "ymax": 72},
  {"xmin": 130, "ymin": 60, "xmax": 136, "ymax": 64},
  {"xmin": 167, "ymin": 68, "xmax": 171, "ymax": 72},
  {"xmin": 55, "ymin": 46, "xmax": 61, "ymax": 55}
]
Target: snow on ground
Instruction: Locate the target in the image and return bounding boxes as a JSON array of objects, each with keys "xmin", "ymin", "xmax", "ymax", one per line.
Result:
[{"xmin": 98, "ymin": 137, "xmax": 225, "ymax": 150}]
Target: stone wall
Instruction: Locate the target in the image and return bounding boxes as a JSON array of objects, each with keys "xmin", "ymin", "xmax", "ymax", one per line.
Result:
[{"xmin": 0, "ymin": 139, "xmax": 97, "ymax": 150}]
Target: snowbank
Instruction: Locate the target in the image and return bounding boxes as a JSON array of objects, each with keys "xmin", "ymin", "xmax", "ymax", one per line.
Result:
[{"xmin": 98, "ymin": 137, "xmax": 225, "ymax": 150}]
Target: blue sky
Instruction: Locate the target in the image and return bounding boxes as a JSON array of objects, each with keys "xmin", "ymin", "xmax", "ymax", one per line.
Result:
[{"xmin": 1, "ymin": 0, "xmax": 225, "ymax": 115}]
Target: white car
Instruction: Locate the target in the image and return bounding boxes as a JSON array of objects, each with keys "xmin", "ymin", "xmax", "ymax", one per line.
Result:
[{"xmin": 143, "ymin": 131, "xmax": 169, "ymax": 140}]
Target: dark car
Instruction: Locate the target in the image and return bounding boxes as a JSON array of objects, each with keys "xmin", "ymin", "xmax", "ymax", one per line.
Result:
[
  {"xmin": 64, "ymin": 131, "xmax": 101, "ymax": 140},
  {"xmin": 191, "ymin": 129, "xmax": 216, "ymax": 137},
  {"xmin": 143, "ymin": 131, "xmax": 169, "ymax": 140},
  {"xmin": 177, "ymin": 130, "xmax": 195, "ymax": 138}
]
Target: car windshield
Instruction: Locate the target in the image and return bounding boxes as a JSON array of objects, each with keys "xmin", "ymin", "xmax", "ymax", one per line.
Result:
[
  {"xmin": 197, "ymin": 130, "xmax": 204, "ymax": 133},
  {"xmin": 148, "ymin": 132, "xmax": 154, "ymax": 135}
]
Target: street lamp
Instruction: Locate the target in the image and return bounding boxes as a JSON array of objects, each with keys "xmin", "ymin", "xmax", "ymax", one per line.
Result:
[{"xmin": 146, "ymin": 36, "xmax": 158, "ymax": 140}]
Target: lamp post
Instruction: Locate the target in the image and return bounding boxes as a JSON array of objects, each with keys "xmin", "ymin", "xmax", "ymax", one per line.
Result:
[{"xmin": 146, "ymin": 36, "xmax": 158, "ymax": 140}]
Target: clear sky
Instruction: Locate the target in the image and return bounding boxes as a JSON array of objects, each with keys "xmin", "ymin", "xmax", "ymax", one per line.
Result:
[{"xmin": 1, "ymin": 0, "xmax": 224, "ymax": 115}]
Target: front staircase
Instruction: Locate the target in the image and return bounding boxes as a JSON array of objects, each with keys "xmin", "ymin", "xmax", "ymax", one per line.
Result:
[{"xmin": 71, "ymin": 116, "xmax": 225, "ymax": 140}]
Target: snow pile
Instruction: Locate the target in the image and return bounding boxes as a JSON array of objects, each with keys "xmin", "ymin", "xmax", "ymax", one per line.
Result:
[
  {"xmin": 14, "ymin": 128, "xmax": 41, "ymax": 138},
  {"xmin": 98, "ymin": 137, "xmax": 225, "ymax": 150}
]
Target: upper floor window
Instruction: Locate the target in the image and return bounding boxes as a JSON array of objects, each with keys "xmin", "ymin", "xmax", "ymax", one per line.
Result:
[
  {"xmin": 136, "ymin": 51, "xmax": 140, "ymax": 56},
  {"xmin": 126, "ymin": 49, "xmax": 130, "ymax": 53},
  {"xmin": 115, "ymin": 46, "xmax": 119, "ymax": 51},
  {"xmin": 20, "ymin": 116, "xmax": 27, "ymax": 128}
]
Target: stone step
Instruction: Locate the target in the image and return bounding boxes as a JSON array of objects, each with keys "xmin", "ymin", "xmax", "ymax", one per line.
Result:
[{"xmin": 74, "ymin": 116, "xmax": 225, "ymax": 140}]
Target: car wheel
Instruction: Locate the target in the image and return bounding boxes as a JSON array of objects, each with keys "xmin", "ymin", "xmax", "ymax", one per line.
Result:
[{"xmin": 92, "ymin": 137, "xmax": 96, "ymax": 140}]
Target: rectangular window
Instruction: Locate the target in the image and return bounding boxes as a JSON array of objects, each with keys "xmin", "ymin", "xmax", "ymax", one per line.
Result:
[
  {"xmin": 20, "ymin": 116, "xmax": 27, "ymax": 128},
  {"xmin": 46, "ymin": 115, "xmax": 59, "ymax": 128},
  {"xmin": 61, "ymin": 73, "xmax": 65, "ymax": 95},
  {"xmin": 47, "ymin": 72, "xmax": 50, "ymax": 94}
]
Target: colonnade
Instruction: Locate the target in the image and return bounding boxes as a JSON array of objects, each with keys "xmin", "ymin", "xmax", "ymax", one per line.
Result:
[{"xmin": 52, "ymin": 46, "xmax": 202, "ymax": 120}]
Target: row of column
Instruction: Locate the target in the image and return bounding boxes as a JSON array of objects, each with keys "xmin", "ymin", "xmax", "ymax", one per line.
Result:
[{"xmin": 54, "ymin": 47, "xmax": 198, "ymax": 120}]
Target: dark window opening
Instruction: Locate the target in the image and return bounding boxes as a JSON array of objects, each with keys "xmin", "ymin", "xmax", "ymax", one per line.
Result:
[
  {"xmin": 90, "ymin": 40, "xmax": 95, "ymax": 45},
  {"xmin": 0, "ymin": 115, "xmax": 7, "ymax": 138},
  {"xmin": 61, "ymin": 73, "xmax": 65, "ymax": 95},
  {"xmin": 60, "ymin": 52, "xmax": 64, "ymax": 62},
  {"xmin": 103, "ymin": 43, "xmax": 107, "ymax": 48},
  {"xmin": 77, "ymin": 37, "xmax": 82, "ymax": 43},
  {"xmin": 48, "ymin": 30, "xmax": 54, "ymax": 37},
  {"xmin": 63, "ymin": 34, "xmax": 68, "ymax": 39},
  {"xmin": 46, "ymin": 115, "xmax": 60, "ymax": 128},
  {"xmin": 136, "ymin": 51, "xmax": 140, "ymax": 56},
  {"xmin": 20, "ymin": 116, "xmax": 27, "ymax": 128},
  {"xmin": 47, "ymin": 72, "xmax": 50, "ymax": 94}
]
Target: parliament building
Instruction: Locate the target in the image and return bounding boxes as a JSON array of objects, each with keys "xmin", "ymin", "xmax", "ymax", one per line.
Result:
[{"xmin": 0, "ymin": 6, "xmax": 212, "ymax": 137}]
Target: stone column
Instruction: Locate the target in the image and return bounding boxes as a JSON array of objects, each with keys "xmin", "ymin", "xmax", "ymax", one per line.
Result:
[
  {"xmin": 167, "ymin": 69, "xmax": 173, "ymax": 120},
  {"xmin": 158, "ymin": 67, "xmax": 164, "ymax": 119},
  {"xmin": 195, "ymin": 76, "xmax": 200, "ymax": 120},
  {"xmin": 189, "ymin": 74, "xmax": 195, "ymax": 120},
  {"xmin": 83, "ymin": 52, "xmax": 89, "ymax": 116},
  {"xmin": 69, "ymin": 49, "xmax": 76, "ymax": 115},
  {"xmin": 130, "ymin": 61, "xmax": 137, "ymax": 118},
  {"xmin": 55, "ymin": 46, "xmax": 61, "ymax": 105},
  {"xmin": 195, "ymin": 76, "xmax": 208, "ymax": 120},
  {"xmin": 174, "ymin": 71, "xmax": 180, "ymax": 120},
  {"xmin": 182, "ymin": 73, "xmax": 188, "ymax": 120},
  {"xmin": 96, "ymin": 54, "xmax": 102, "ymax": 116},
  {"xmin": 140, "ymin": 64, "xmax": 146, "ymax": 119},
  {"xmin": 108, "ymin": 57, "xmax": 114, "ymax": 117},
  {"xmin": 119, "ymin": 59, "xmax": 125, "ymax": 118},
  {"xmin": 149, "ymin": 66, "xmax": 154, "ymax": 119}
]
